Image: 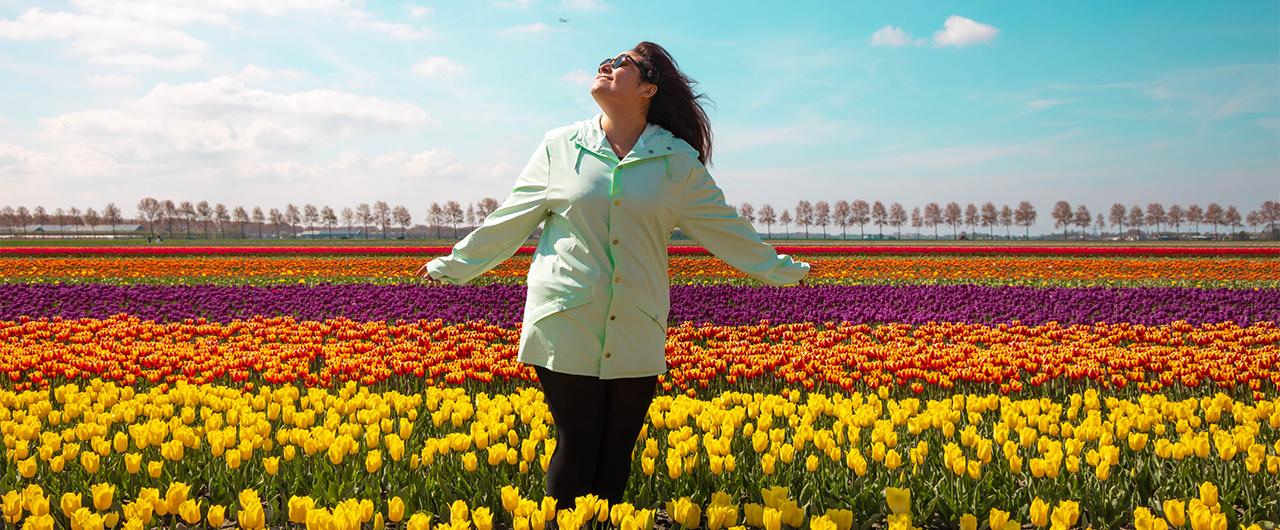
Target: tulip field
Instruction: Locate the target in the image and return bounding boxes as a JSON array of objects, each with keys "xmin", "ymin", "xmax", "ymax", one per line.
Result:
[{"xmin": 0, "ymin": 245, "xmax": 1278, "ymax": 530}]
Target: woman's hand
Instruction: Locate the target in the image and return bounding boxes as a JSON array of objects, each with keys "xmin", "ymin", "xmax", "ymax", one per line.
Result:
[{"xmin": 414, "ymin": 263, "xmax": 444, "ymax": 286}]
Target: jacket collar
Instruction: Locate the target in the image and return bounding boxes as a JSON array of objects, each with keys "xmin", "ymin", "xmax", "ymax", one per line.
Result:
[{"xmin": 572, "ymin": 113, "xmax": 676, "ymax": 164}]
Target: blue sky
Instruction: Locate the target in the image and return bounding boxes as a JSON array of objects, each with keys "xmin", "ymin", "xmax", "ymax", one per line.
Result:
[{"xmin": 1, "ymin": 0, "xmax": 1276, "ymax": 235}]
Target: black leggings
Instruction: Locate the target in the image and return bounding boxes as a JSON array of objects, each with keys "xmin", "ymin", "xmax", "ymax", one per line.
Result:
[{"xmin": 534, "ymin": 365, "xmax": 658, "ymax": 510}]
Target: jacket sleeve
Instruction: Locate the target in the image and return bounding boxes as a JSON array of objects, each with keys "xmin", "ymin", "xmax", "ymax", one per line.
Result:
[
  {"xmin": 674, "ymin": 160, "xmax": 809, "ymax": 286},
  {"xmin": 425, "ymin": 135, "xmax": 551, "ymax": 285}
]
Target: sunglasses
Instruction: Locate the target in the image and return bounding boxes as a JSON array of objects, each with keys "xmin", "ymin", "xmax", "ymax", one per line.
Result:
[{"xmin": 598, "ymin": 53, "xmax": 653, "ymax": 81}]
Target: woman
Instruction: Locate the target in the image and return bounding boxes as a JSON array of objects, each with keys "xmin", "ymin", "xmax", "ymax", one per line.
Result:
[{"xmin": 415, "ymin": 41, "xmax": 810, "ymax": 510}]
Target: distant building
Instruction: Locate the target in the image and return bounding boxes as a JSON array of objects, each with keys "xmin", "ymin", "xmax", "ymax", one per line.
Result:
[
  {"xmin": 12, "ymin": 224, "xmax": 145, "ymax": 235},
  {"xmin": 298, "ymin": 229, "xmax": 364, "ymax": 239}
]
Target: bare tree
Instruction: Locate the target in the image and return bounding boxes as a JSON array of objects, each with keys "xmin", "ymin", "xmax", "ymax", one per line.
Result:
[
  {"xmin": 1074, "ymin": 205, "xmax": 1091, "ymax": 241},
  {"xmin": 1109, "ymin": 204, "xmax": 1127, "ymax": 237},
  {"xmin": 428, "ymin": 203, "xmax": 444, "ymax": 239},
  {"xmin": 252, "ymin": 207, "xmax": 266, "ymax": 239},
  {"xmin": 136, "ymin": 198, "xmax": 162, "ymax": 237},
  {"xmin": 53, "ymin": 207, "xmax": 66, "ymax": 235},
  {"xmin": 998, "ymin": 205, "xmax": 1013, "ymax": 239},
  {"xmin": 889, "ymin": 202, "xmax": 907, "ymax": 238},
  {"xmin": 340, "ymin": 207, "xmax": 354, "ymax": 234},
  {"xmin": 1014, "ymin": 201, "xmax": 1036, "ymax": 239},
  {"xmin": 794, "ymin": 200, "xmax": 813, "ymax": 239},
  {"xmin": 924, "ymin": 202, "xmax": 943, "ymax": 239},
  {"xmin": 0, "ymin": 206, "xmax": 14, "ymax": 235},
  {"xmin": 944, "ymin": 202, "xmax": 962, "ymax": 239},
  {"xmin": 779, "ymin": 209, "xmax": 792, "ymax": 238},
  {"xmin": 1051, "ymin": 201, "xmax": 1073, "ymax": 240},
  {"xmin": 871, "ymin": 201, "xmax": 888, "ymax": 238},
  {"xmin": 980, "ymin": 202, "xmax": 998, "ymax": 239},
  {"xmin": 476, "ymin": 198, "xmax": 501, "ymax": 220},
  {"xmin": 68, "ymin": 206, "xmax": 83, "ymax": 235},
  {"xmin": 213, "ymin": 203, "xmax": 229, "ymax": 238},
  {"xmin": 1166, "ymin": 205, "xmax": 1184, "ymax": 238},
  {"xmin": 1204, "ymin": 203, "xmax": 1224, "ymax": 236},
  {"xmin": 1127, "ymin": 205, "xmax": 1145, "ymax": 238},
  {"xmin": 1146, "ymin": 203, "xmax": 1166, "ymax": 237},
  {"xmin": 851, "ymin": 200, "xmax": 871, "ymax": 239},
  {"xmin": 356, "ymin": 203, "xmax": 373, "ymax": 239},
  {"xmin": 1186, "ymin": 204, "xmax": 1204, "ymax": 235},
  {"xmin": 286, "ymin": 204, "xmax": 302, "ymax": 238},
  {"xmin": 738, "ymin": 202, "xmax": 756, "ymax": 228},
  {"xmin": 269, "ymin": 208, "xmax": 284, "ymax": 238},
  {"xmin": 196, "ymin": 201, "xmax": 212, "ymax": 238},
  {"xmin": 445, "ymin": 201, "xmax": 464, "ymax": 239},
  {"xmin": 911, "ymin": 206, "xmax": 923, "ymax": 239},
  {"xmin": 465, "ymin": 204, "xmax": 477, "ymax": 228},
  {"xmin": 1262, "ymin": 200, "xmax": 1280, "ymax": 236},
  {"xmin": 373, "ymin": 201, "xmax": 392, "ymax": 239},
  {"xmin": 964, "ymin": 203, "xmax": 979, "ymax": 237},
  {"xmin": 178, "ymin": 201, "xmax": 195, "ymax": 236},
  {"xmin": 1224, "ymin": 205, "xmax": 1242, "ymax": 235},
  {"xmin": 83, "ymin": 207, "xmax": 99, "ymax": 236},
  {"xmin": 321, "ymin": 206, "xmax": 337, "ymax": 237},
  {"xmin": 233, "ymin": 206, "xmax": 250, "ymax": 239},
  {"xmin": 813, "ymin": 201, "xmax": 830, "ymax": 238},
  {"xmin": 161, "ymin": 200, "xmax": 177, "ymax": 236},
  {"xmin": 304, "ymin": 204, "xmax": 320, "ymax": 234},
  {"xmin": 32, "ymin": 206, "xmax": 48, "ymax": 236},
  {"xmin": 393, "ymin": 205, "xmax": 412, "ymax": 238},
  {"xmin": 103, "ymin": 203, "xmax": 121, "ymax": 238},
  {"xmin": 833, "ymin": 200, "xmax": 851, "ymax": 240},
  {"xmin": 758, "ymin": 204, "xmax": 776, "ymax": 239},
  {"xmin": 1094, "ymin": 213, "xmax": 1105, "ymax": 238}
]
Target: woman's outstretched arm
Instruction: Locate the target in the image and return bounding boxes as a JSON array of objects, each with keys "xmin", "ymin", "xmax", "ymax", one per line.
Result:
[
  {"xmin": 674, "ymin": 161, "xmax": 810, "ymax": 286},
  {"xmin": 417, "ymin": 135, "xmax": 552, "ymax": 285}
]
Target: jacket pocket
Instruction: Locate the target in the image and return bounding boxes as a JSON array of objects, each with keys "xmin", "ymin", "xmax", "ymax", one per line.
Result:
[
  {"xmin": 525, "ymin": 289, "xmax": 594, "ymax": 326},
  {"xmin": 633, "ymin": 296, "xmax": 668, "ymax": 333}
]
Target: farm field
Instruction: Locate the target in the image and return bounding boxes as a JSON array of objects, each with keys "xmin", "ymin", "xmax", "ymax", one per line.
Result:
[{"xmin": 0, "ymin": 244, "xmax": 1277, "ymax": 530}]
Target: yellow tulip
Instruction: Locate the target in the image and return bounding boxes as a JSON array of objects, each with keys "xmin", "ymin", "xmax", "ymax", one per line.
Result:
[
  {"xmin": 764, "ymin": 508, "xmax": 782, "ymax": 530},
  {"xmin": 148, "ymin": 461, "xmax": 163, "ymax": 479},
  {"xmin": 1164, "ymin": 500, "xmax": 1186, "ymax": 527},
  {"xmin": 807, "ymin": 454, "xmax": 820, "ymax": 472},
  {"xmin": 264, "ymin": 457, "xmax": 279, "ymax": 475},
  {"xmin": 884, "ymin": 488, "xmax": 910, "ymax": 516},
  {"xmin": 389, "ymin": 497, "xmax": 406, "ymax": 523},
  {"xmin": 407, "ymin": 512, "xmax": 432, "ymax": 530},
  {"xmin": 104, "ymin": 512, "xmax": 119, "ymax": 528},
  {"xmin": 473, "ymin": 507, "xmax": 493, "ymax": 530},
  {"xmin": 463, "ymin": 452, "xmax": 477, "ymax": 472},
  {"xmin": 540, "ymin": 497, "xmax": 557, "ymax": 523},
  {"xmin": 18, "ymin": 456, "xmax": 37, "ymax": 479},
  {"xmin": 745, "ymin": 504, "xmax": 765, "ymax": 527},
  {"xmin": 238, "ymin": 502, "xmax": 264, "ymax": 530},
  {"xmin": 1208, "ymin": 513, "xmax": 1226, "ymax": 530},
  {"xmin": 28, "ymin": 514, "xmax": 56, "ymax": 530},
  {"xmin": 1189, "ymin": 506, "xmax": 1210, "ymax": 530},
  {"xmin": 179, "ymin": 500, "xmax": 201, "ymax": 525},
  {"xmin": 207, "ymin": 505, "xmax": 225, "ymax": 529},
  {"xmin": 1051, "ymin": 501, "xmax": 1079, "ymax": 529},
  {"xmin": 636, "ymin": 509, "xmax": 656, "ymax": 530},
  {"xmin": 27, "ymin": 492, "xmax": 50, "ymax": 518},
  {"xmin": 165, "ymin": 483, "xmax": 190, "ymax": 515},
  {"xmin": 374, "ymin": 512, "xmax": 385, "ymax": 530},
  {"xmin": 451, "ymin": 500, "xmax": 469, "ymax": 525},
  {"xmin": 762, "ymin": 454, "xmax": 776, "ymax": 475},
  {"xmin": 289, "ymin": 496, "xmax": 315, "ymax": 524},
  {"xmin": 1199, "ymin": 483, "xmax": 1218, "ymax": 510},
  {"xmin": 960, "ymin": 513, "xmax": 977, "ymax": 530},
  {"xmin": 123, "ymin": 453, "xmax": 141, "ymax": 475},
  {"xmin": 367, "ymin": 450, "xmax": 383, "ymax": 473},
  {"xmin": 3, "ymin": 491, "xmax": 23, "ymax": 524},
  {"xmin": 810, "ymin": 515, "xmax": 837, "ymax": 530},
  {"xmin": 990, "ymin": 508, "xmax": 1015, "ymax": 530},
  {"xmin": 81, "ymin": 452, "xmax": 100, "ymax": 474},
  {"xmin": 80, "ymin": 510, "xmax": 105, "ymax": 530},
  {"xmin": 1030, "ymin": 498, "xmax": 1048, "ymax": 528},
  {"xmin": 89, "ymin": 484, "xmax": 114, "ymax": 512},
  {"xmin": 825, "ymin": 509, "xmax": 853, "ymax": 530}
]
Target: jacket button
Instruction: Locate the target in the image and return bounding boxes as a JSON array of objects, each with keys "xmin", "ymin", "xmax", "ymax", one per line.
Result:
[
  {"xmin": 614, "ymin": 200, "xmax": 620, "ymax": 206},
  {"xmin": 615, "ymin": 278, "xmax": 621, "ymax": 283},
  {"xmin": 610, "ymin": 315, "xmax": 616, "ymax": 320},
  {"xmin": 648, "ymin": 149, "xmax": 653, "ymax": 154},
  {"xmin": 605, "ymin": 352, "xmax": 611, "ymax": 358},
  {"xmin": 612, "ymin": 239, "xmax": 618, "ymax": 244},
  {"xmin": 666, "ymin": 146, "xmax": 671, "ymax": 151}
]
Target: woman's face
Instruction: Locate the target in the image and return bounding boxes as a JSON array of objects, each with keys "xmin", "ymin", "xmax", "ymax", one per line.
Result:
[{"xmin": 591, "ymin": 51, "xmax": 656, "ymax": 110}]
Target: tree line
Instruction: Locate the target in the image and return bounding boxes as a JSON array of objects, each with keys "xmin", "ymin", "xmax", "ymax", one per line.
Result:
[
  {"xmin": 1, "ymin": 198, "xmax": 1276, "ymax": 240},
  {"xmin": 730, "ymin": 200, "xmax": 1279, "ymax": 240}
]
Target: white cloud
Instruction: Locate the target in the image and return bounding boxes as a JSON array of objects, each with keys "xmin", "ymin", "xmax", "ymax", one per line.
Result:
[
  {"xmin": 234, "ymin": 63, "xmax": 274, "ymax": 82},
  {"xmin": 86, "ymin": 73, "xmax": 140, "ymax": 87},
  {"xmin": 562, "ymin": 0, "xmax": 607, "ymax": 10},
  {"xmin": 278, "ymin": 69, "xmax": 308, "ymax": 80},
  {"xmin": 406, "ymin": 3, "xmax": 434, "ymax": 17},
  {"xmin": 933, "ymin": 15, "xmax": 999, "ymax": 48},
  {"xmin": 346, "ymin": 19, "xmax": 433, "ymax": 40},
  {"xmin": 1026, "ymin": 98, "xmax": 1075, "ymax": 110},
  {"xmin": 1255, "ymin": 118, "xmax": 1279, "ymax": 130},
  {"xmin": 869, "ymin": 25, "xmax": 925, "ymax": 47},
  {"xmin": 558, "ymin": 69, "xmax": 595, "ymax": 87},
  {"xmin": 499, "ymin": 22, "xmax": 550, "ymax": 36},
  {"xmin": 411, "ymin": 56, "xmax": 464, "ymax": 78}
]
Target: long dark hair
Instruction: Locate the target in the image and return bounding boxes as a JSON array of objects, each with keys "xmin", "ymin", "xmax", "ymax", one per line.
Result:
[{"xmin": 632, "ymin": 41, "xmax": 715, "ymax": 167}]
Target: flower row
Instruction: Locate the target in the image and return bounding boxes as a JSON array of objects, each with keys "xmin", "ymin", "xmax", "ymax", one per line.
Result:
[
  {"xmin": 0, "ymin": 379, "xmax": 1272, "ymax": 529},
  {"xmin": 4, "ymin": 255, "xmax": 1277, "ymax": 285},
  {"xmin": 2, "ymin": 284, "xmax": 1277, "ymax": 328},
  {"xmin": 1, "ymin": 316, "xmax": 1276, "ymax": 397},
  {"xmin": 3, "ymin": 246, "xmax": 1277, "ymax": 257}
]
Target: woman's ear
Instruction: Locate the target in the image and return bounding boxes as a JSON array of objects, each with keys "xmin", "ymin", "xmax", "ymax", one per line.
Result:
[{"xmin": 642, "ymin": 82, "xmax": 657, "ymax": 99}]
